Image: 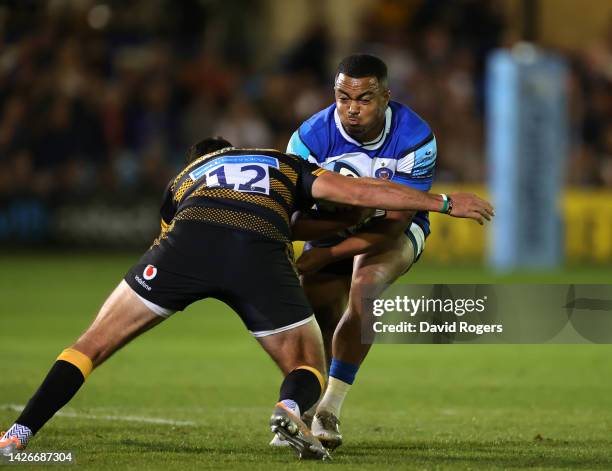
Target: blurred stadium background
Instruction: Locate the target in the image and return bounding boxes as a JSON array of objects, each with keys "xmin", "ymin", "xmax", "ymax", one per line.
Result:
[
  {"xmin": 1, "ymin": 1, "xmax": 612, "ymax": 469},
  {"xmin": 0, "ymin": 0, "xmax": 611, "ymax": 270}
]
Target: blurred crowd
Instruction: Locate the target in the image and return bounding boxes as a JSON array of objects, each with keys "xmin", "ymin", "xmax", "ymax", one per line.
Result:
[{"xmin": 1, "ymin": 0, "xmax": 611, "ymax": 205}]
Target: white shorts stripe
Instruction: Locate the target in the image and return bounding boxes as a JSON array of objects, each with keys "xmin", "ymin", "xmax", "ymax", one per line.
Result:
[
  {"xmin": 128, "ymin": 286, "xmax": 176, "ymax": 318},
  {"xmin": 409, "ymin": 222, "xmax": 426, "ymax": 258},
  {"xmin": 250, "ymin": 314, "xmax": 315, "ymax": 338}
]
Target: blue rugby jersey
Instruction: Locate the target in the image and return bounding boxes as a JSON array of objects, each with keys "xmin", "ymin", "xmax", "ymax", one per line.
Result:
[{"xmin": 287, "ymin": 101, "xmax": 437, "ymax": 237}]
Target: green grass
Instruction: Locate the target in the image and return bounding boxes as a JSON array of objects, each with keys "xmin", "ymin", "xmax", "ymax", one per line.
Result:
[{"xmin": 1, "ymin": 253, "xmax": 611, "ymax": 469}]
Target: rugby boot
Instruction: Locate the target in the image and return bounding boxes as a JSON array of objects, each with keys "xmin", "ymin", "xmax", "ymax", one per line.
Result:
[
  {"xmin": 269, "ymin": 433, "xmax": 290, "ymax": 447},
  {"xmin": 269, "ymin": 403, "xmax": 331, "ymax": 460},
  {"xmin": 0, "ymin": 431, "xmax": 25, "ymax": 457},
  {"xmin": 311, "ymin": 410, "xmax": 343, "ymax": 451},
  {"xmin": 269, "ymin": 409, "xmax": 315, "ymax": 447}
]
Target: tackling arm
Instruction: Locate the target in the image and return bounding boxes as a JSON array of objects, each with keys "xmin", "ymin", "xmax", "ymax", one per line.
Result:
[
  {"xmin": 294, "ymin": 210, "xmax": 414, "ymax": 274},
  {"xmin": 299, "ymin": 173, "xmax": 494, "ymax": 275},
  {"xmin": 290, "ymin": 207, "xmax": 375, "ymax": 242}
]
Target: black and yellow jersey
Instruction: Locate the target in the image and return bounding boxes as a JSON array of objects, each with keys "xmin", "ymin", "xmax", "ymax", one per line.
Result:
[{"xmin": 156, "ymin": 147, "xmax": 327, "ymax": 243}]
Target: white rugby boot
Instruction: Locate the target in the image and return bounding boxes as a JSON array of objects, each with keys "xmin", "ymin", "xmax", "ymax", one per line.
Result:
[{"xmin": 311, "ymin": 410, "xmax": 343, "ymax": 451}]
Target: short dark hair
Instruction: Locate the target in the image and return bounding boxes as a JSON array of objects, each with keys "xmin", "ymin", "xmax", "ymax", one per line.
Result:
[
  {"xmin": 336, "ymin": 54, "xmax": 388, "ymax": 88},
  {"xmin": 186, "ymin": 137, "xmax": 233, "ymax": 163}
]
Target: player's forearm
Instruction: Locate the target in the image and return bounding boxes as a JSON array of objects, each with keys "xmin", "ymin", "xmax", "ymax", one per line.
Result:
[
  {"xmin": 350, "ymin": 178, "xmax": 443, "ymax": 212},
  {"xmin": 325, "ymin": 233, "xmax": 385, "ymax": 262},
  {"xmin": 327, "ymin": 216, "xmax": 408, "ymax": 261},
  {"xmin": 291, "ymin": 213, "xmax": 358, "ymax": 241}
]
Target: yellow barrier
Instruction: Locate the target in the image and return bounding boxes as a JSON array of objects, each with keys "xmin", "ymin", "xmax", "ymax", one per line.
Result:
[
  {"xmin": 563, "ymin": 188, "xmax": 612, "ymax": 263},
  {"xmin": 293, "ymin": 185, "xmax": 612, "ymax": 263},
  {"xmin": 424, "ymin": 185, "xmax": 489, "ymax": 263},
  {"xmin": 426, "ymin": 185, "xmax": 612, "ymax": 264}
]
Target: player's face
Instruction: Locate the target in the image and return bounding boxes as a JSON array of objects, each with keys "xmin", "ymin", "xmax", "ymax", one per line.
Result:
[{"xmin": 334, "ymin": 73, "xmax": 390, "ymax": 142}]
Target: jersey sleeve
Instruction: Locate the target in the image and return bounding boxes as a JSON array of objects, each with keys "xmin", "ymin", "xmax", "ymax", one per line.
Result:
[
  {"xmin": 159, "ymin": 181, "xmax": 177, "ymax": 229},
  {"xmin": 286, "ymin": 130, "xmax": 312, "ymax": 160},
  {"xmin": 296, "ymin": 159, "xmax": 328, "ymax": 203},
  {"xmin": 392, "ymin": 136, "xmax": 437, "ymax": 191}
]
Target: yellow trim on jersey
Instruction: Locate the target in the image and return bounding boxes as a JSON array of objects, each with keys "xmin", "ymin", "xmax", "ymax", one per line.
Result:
[
  {"xmin": 171, "ymin": 147, "xmax": 236, "ymax": 191},
  {"xmin": 57, "ymin": 348, "xmax": 93, "ymax": 379},
  {"xmin": 160, "ymin": 219, "xmax": 169, "ymax": 231},
  {"xmin": 188, "ymin": 187, "xmax": 291, "ymax": 225},
  {"xmin": 296, "ymin": 365, "xmax": 325, "ymax": 393},
  {"xmin": 279, "ymin": 163, "xmax": 298, "ymax": 184},
  {"xmin": 174, "ymin": 206, "xmax": 287, "ymax": 241},
  {"xmin": 312, "ymin": 168, "xmax": 328, "ymax": 176}
]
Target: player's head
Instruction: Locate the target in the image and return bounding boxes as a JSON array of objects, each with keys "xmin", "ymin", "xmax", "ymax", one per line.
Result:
[
  {"xmin": 334, "ymin": 54, "xmax": 390, "ymax": 142},
  {"xmin": 186, "ymin": 137, "xmax": 233, "ymax": 163}
]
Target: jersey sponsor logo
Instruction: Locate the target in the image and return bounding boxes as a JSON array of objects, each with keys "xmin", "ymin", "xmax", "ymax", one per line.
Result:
[
  {"xmin": 134, "ymin": 275, "xmax": 152, "ymax": 291},
  {"xmin": 143, "ymin": 264, "xmax": 157, "ymax": 280},
  {"xmin": 332, "ymin": 161, "xmax": 360, "ymax": 177}
]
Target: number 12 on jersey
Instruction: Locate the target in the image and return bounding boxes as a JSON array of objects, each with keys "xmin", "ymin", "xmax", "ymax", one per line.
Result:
[{"xmin": 189, "ymin": 155, "xmax": 279, "ymax": 195}]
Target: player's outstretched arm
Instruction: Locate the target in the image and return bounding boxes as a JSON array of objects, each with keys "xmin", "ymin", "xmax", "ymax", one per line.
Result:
[{"xmin": 311, "ymin": 172, "xmax": 494, "ymax": 224}]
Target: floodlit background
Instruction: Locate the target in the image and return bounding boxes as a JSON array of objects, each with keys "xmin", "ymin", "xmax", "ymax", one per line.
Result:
[
  {"xmin": 1, "ymin": 2, "xmax": 612, "ymax": 469},
  {"xmin": 0, "ymin": 0, "xmax": 611, "ymax": 269}
]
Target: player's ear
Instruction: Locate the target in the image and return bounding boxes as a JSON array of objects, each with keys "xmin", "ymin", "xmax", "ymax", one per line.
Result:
[{"xmin": 383, "ymin": 88, "xmax": 391, "ymax": 106}]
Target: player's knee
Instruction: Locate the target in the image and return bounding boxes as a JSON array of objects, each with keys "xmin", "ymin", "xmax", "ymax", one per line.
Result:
[
  {"xmin": 298, "ymin": 330, "xmax": 326, "ymax": 372},
  {"xmin": 351, "ymin": 267, "xmax": 389, "ymax": 296},
  {"xmin": 71, "ymin": 332, "xmax": 111, "ymax": 366}
]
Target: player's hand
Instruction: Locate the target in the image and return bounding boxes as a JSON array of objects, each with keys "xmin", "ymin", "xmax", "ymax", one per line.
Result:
[
  {"xmin": 296, "ymin": 247, "xmax": 333, "ymax": 275},
  {"xmin": 447, "ymin": 192, "xmax": 495, "ymax": 225}
]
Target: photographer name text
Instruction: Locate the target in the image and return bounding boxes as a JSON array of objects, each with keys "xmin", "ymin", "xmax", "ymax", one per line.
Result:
[{"xmin": 372, "ymin": 296, "xmax": 503, "ymax": 335}]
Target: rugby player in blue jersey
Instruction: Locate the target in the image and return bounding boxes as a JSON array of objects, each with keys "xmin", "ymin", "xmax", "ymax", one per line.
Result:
[{"xmin": 284, "ymin": 54, "xmax": 460, "ymax": 450}]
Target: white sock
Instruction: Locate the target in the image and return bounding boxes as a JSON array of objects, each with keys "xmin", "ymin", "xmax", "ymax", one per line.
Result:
[
  {"xmin": 316, "ymin": 377, "xmax": 351, "ymax": 418},
  {"xmin": 280, "ymin": 399, "xmax": 300, "ymax": 418}
]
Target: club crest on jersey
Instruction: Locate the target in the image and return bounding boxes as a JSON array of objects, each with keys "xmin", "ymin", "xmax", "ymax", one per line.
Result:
[
  {"xmin": 375, "ymin": 167, "xmax": 394, "ymax": 180},
  {"xmin": 143, "ymin": 265, "xmax": 157, "ymax": 280}
]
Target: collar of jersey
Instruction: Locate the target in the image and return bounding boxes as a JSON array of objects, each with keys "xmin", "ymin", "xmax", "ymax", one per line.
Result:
[{"xmin": 334, "ymin": 106, "xmax": 392, "ymax": 151}]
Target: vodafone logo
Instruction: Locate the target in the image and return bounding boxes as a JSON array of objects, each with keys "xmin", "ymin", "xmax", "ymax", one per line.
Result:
[{"xmin": 143, "ymin": 264, "xmax": 157, "ymax": 281}]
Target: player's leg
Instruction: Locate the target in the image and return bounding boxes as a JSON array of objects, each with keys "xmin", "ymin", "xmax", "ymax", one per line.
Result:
[
  {"xmin": 258, "ymin": 318, "xmax": 326, "ymax": 420},
  {"xmin": 72, "ymin": 281, "xmax": 167, "ymax": 366},
  {"xmin": 1, "ymin": 281, "xmax": 168, "ymax": 454},
  {"xmin": 314, "ymin": 227, "xmax": 422, "ymax": 449},
  {"xmin": 333, "ymin": 237, "xmax": 414, "ymax": 363},
  {"xmin": 229, "ymin": 238, "xmax": 331, "ymax": 459},
  {"xmin": 301, "ymin": 270, "xmax": 352, "ymax": 367},
  {"xmin": 257, "ymin": 318, "xmax": 330, "ymax": 460}
]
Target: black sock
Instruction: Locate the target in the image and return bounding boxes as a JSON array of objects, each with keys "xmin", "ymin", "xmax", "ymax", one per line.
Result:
[
  {"xmin": 279, "ymin": 368, "xmax": 323, "ymax": 414},
  {"xmin": 16, "ymin": 360, "xmax": 86, "ymax": 435}
]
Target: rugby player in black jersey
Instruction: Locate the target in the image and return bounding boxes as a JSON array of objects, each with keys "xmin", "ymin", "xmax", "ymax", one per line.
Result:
[{"xmin": 1, "ymin": 137, "xmax": 493, "ymax": 460}]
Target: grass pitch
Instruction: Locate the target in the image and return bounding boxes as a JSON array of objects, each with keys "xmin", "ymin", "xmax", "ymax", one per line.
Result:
[{"xmin": 1, "ymin": 252, "xmax": 611, "ymax": 470}]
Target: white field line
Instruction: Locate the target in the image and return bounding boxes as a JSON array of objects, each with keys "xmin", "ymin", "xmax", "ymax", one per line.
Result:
[{"xmin": 1, "ymin": 404, "xmax": 195, "ymax": 426}]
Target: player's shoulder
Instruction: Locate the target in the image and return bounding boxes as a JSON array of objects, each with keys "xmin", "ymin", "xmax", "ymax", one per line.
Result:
[
  {"xmin": 300, "ymin": 103, "xmax": 335, "ymax": 134},
  {"xmin": 389, "ymin": 101, "xmax": 434, "ymax": 151},
  {"xmin": 296, "ymin": 104, "xmax": 336, "ymax": 159}
]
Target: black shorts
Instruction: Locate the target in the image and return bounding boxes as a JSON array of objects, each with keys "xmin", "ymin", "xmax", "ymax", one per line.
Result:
[{"xmin": 124, "ymin": 222, "xmax": 313, "ymax": 337}]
